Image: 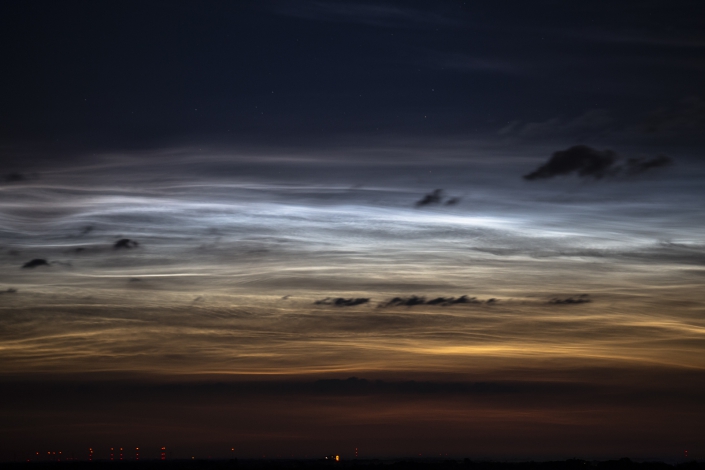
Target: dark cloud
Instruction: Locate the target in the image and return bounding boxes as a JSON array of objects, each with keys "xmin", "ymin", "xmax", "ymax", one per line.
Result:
[
  {"xmin": 425, "ymin": 296, "xmax": 451, "ymax": 305},
  {"xmin": 524, "ymin": 145, "xmax": 617, "ymax": 180},
  {"xmin": 415, "ymin": 189, "xmax": 462, "ymax": 208},
  {"xmin": 444, "ymin": 196, "xmax": 461, "ymax": 206},
  {"xmin": 0, "ymin": 288, "xmax": 17, "ymax": 294},
  {"xmin": 80, "ymin": 226, "xmax": 94, "ymax": 236},
  {"xmin": 549, "ymin": 294, "xmax": 591, "ymax": 305},
  {"xmin": 380, "ymin": 295, "xmax": 489, "ymax": 307},
  {"xmin": 114, "ymin": 238, "xmax": 139, "ymax": 249},
  {"xmin": 21, "ymin": 259, "xmax": 49, "ymax": 269},
  {"xmin": 415, "ymin": 189, "xmax": 444, "ymax": 207},
  {"xmin": 381, "ymin": 295, "xmax": 427, "ymax": 307},
  {"xmin": 426, "ymin": 295, "xmax": 481, "ymax": 306},
  {"xmin": 314, "ymin": 297, "xmax": 370, "ymax": 307},
  {"xmin": 524, "ymin": 145, "xmax": 674, "ymax": 181}
]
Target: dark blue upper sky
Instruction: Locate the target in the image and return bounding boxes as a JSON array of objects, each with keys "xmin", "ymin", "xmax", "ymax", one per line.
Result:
[{"xmin": 2, "ymin": 0, "xmax": 704, "ymax": 153}]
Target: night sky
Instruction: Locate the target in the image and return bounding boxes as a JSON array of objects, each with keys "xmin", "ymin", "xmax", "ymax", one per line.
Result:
[{"xmin": 1, "ymin": 0, "xmax": 705, "ymax": 462}]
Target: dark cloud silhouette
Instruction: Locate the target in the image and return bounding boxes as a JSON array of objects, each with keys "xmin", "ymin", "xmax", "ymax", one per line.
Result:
[
  {"xmin": 114, "ymin": 238, "xmax": 139, "ymax": 249},
  {"xmin": 524, "ymin": 145, "xmax": 617, "ymax": 180},
  {"xmin": 486, "ymin": 298, "xmax": 498, "ymax": 304},
  {"xmin": 0, "ymin": 288, "xmax": 17, "ymax": 294},
  {"xmin": 444, "ymin": 196, "xmax": 461, "ymax": 206},
  {"xmin": 415, "ymin": 189, "xmax": 444, "ymax": 207},
  {"xmin": 80, "ymin": 226, "xmax": 94, "ymax": 236},
  {"xmin": 524, "ymin": 145, "xmax": 674, "ymax": 181},
  {"xmin": 549, "ymin": 294, "xmax": 591, "ymax": 305},
  {"xmin": 623, "ymin": 155, "xmax": 673, "ymax": 175},
  {"xmin": 426, "ymin": 295, "xmax": 481, "ymax": 306},
  {"xmin": 381, "ymin": 295, "xmax": 494, "ymax": 307},
  {"xmin": 426, "ymin": 296, "xmax": 451, "ymax": 305},
  {"xmin": 314, "ymin": 297, "xmax": 370, "ymax": 306},
  {"xmin": 381, "ymin": 295, "xmax": 427, "ymax": 307},
  {"xmin": 414, "ymin": 189, "xmax": 462, "ymax": 208},
  {"xmin": 22, "ymin": 259, "xmax": 49, "ymax": 269}
]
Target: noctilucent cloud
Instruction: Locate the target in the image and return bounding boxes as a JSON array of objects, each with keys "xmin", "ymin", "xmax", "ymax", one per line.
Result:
[{"xmin": 1, "ymin": 0, "xmax": 704, "ymax": 461}]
